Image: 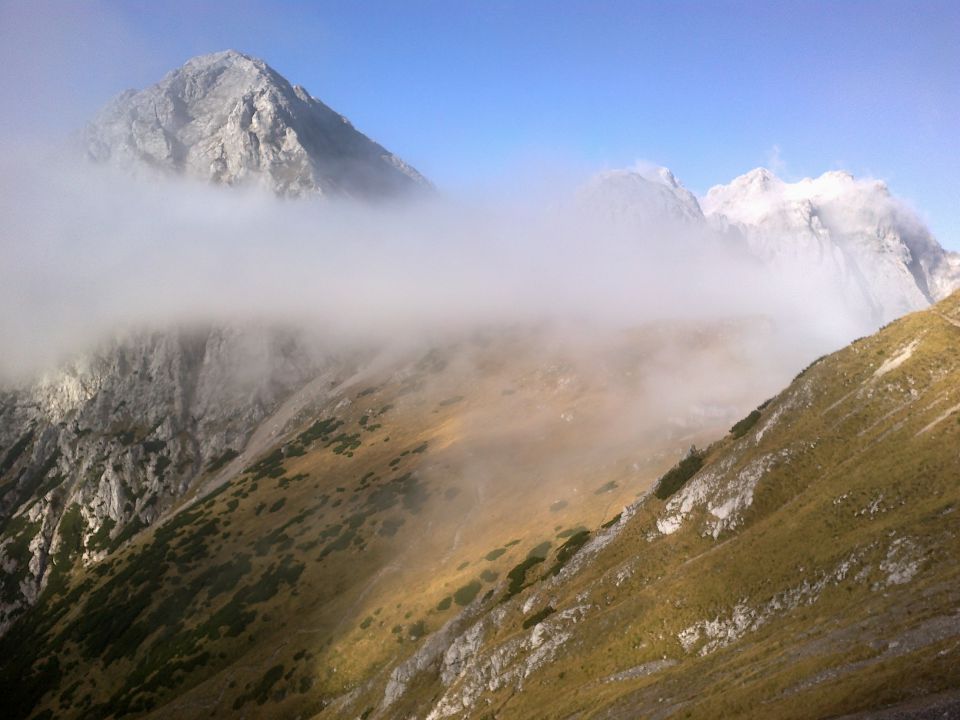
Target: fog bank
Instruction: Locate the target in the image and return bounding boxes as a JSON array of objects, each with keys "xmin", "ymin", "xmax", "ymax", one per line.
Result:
[{"xmin": 0, "ymin": 149, "xmax": 878, "ymax": 381}]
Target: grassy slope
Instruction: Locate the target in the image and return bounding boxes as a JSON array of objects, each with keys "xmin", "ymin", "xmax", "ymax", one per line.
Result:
[
  {"xmin": 386, "ymin": 295, "xmax": 960, "ymax": 719},
  {"xmin": 9, "ymin": 293, "xmax": 955, "ymax": 720},
  {"xmin": 1, "ymin": 323, "xmax": 758, "ymax": 719}
]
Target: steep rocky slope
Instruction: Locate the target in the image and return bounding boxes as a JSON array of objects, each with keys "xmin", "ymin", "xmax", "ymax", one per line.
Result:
[
  {"xmin": 83, "ymin": 50, "xmax": 430, "ymax": 199},
  {"xmin": 704, "ymin": 168, "xmax": 960, "ymax": 322},
  {"xmin": 0, "ymin": 325, "xmax": 343, "ymax": 635},
  {"xmin": 586, "ymin": 166, "xmax": 960, "ymax": 327},
  {"xmin": 0, "ymin": 319, "xmax": 786, "ymax": 719},
  {"xmin": 3, "ymin": 294, "xmax": 960, "ymax": 718},
  {"xmin": 368, "ymin": 291, "xmax": 960, "ymax": 720}
]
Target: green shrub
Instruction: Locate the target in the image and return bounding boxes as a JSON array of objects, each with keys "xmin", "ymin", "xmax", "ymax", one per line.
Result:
[
  {"xmin": 453, "ymin": 581, "xmax": 482, "ymax": 606},
  {"xmin": 653, "ymin": 448, "xmax": 706, "ymax": 500},
  {"xmin": 549, "ymin": 530, "xmax": 590, "ymax": 575},
  {"xmin": 408, "ymin": 620, "xmax": 427, "ymax": 639},
  {"xmin": 206, "ymin": 449, "xmax": 239, "ymax": 473},
  {"xmin": 527, "ymin": 541, "xmax": 551, "ymax": 559},
  {"xmin": 503, "ymin": 555, "xmax": 545, "ymax": 601},
  {"xmin": 600, "ymin": 513, "xmax": 622, "ymax": 529},
  {"xmin": 730, "ymin": 410, "xmax": 762, "ymax": 439}
]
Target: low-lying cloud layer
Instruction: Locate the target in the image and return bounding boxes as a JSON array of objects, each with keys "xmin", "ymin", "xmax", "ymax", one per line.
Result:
[{"xmin": 0, "ymin": 149, "xmax": 876, "ymax": 382}]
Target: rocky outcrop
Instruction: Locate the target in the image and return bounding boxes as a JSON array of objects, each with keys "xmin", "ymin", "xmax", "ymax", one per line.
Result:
[{"xmin": 0, "ymin": 325, "xmax": 334, "ymax": 634}]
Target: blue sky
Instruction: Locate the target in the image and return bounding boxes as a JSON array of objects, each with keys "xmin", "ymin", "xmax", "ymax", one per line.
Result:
[{"xmin": 2, "ymin": 0, "xmax": 958, "ymax": 246}]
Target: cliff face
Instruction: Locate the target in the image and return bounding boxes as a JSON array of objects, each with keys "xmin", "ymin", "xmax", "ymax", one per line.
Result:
[
  {"xmin": 0, "ymin": 325, "xmax": 337, "ymax": 634},
  {"xmin": 83, "ymin": 50, "xmax": 430, "ymax": 199}
]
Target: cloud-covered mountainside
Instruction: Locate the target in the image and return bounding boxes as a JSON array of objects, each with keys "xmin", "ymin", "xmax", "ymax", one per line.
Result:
[
  {"xmin": 83, "ymin": 50, "xmax": 430, "ymax": 199},
  {"xmin": 2, "ymin": 50, "xmax": 960, "ymax": 720},
  {"xmin": 585, "ymin": 165, "xmax": 960, "ymax": 327},
  {"xmin": 3, "ymin": 249, "xmax": 960, "ymax": 720}
]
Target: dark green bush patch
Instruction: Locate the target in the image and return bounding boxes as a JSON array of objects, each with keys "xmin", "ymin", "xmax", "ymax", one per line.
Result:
[
  {"xmin": 45, "ymin": 504, "xmax": 85, "ymax": 596},
  {"xmin": 522, "ymin": 605, "xmax": 556, "ymax": 629},
  {"xmin": 296, "ymin": 417, "xmax": 343, "ymax": 447},
  {"xmin": 327, "ymin": 432, "xmax": 362, "ymax": 455},
  {"xmin": 601, "ymin": 513, "xmax": 622, "ymax": 529},
  {"xmin": 140, "ymin": 439, "xmax": 166, "ymax": 454},
  {"xmin": 206, "ymin": 449, "xmax": 239, "ymax": 473},
  {"xmin": 453, "ymin": 581, "xmax": 482, "ymax": 606},
  {"xmin": 549, "ymin": 530, "xmax": 591, "ymax": 575},
  {"xmin": 503, "ymin": 556, "xmax": 545, "ymax": 601},
  {"xmin": 730, "ymin": 409, "xmax": 762, "ymax": 438},
  {"xmin": 653, "ymin": 447, "xmax": 706, "ymax": 500},
  {"xmin": 480, "ymin": 569, "xmax": 499, "ymax": 583},
  {"xmin": 88, "ymin": 518, "xmax": 117, "ymax": 553},
  {"xmin": 436, "ymin": 596, "xmax": 452, "ymax": 611},
  {"xmin": 153, "ymin": 455, "xmax": 172, "ymax": 479},
  {"xmin": 485, "ymin": 547, "xmax": 506, "ymax": 561},
  {"xmin": 527, "ymin": 541, "xmax": 552, "ymax": 560},
  {"xmin": 232, "ymin": 664, "xmax": 284, "ymax": 709},
  {"xmin": 408, "ymin": 620, "xmax": 427, "ymax": 639},
  {"xmin": 244, "ymin": 449, "xmax": 286, "ymax": 480}
]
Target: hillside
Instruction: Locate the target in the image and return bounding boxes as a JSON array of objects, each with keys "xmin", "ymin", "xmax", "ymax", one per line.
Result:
[
  {"xmin": 2, "ymin": 288, "xmax": 959, "ymax": 717},
  {"xmin": 0, "ymin": 318, "xmax": 785, "ymax": 719}
]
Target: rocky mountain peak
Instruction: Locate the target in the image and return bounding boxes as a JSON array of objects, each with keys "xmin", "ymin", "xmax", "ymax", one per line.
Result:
[
  {"xmin": 579, "ymin": 166, "xmax": 705, "ymax": 227},
  {"xmin": 83, "ymin": 50, "xmax": 430, "ymax": 199}
]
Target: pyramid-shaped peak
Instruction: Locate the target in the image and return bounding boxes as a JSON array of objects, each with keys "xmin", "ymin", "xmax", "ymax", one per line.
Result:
[{"xmin": 84, "ymin": 51, "xmax": 430, "ymax": 199}]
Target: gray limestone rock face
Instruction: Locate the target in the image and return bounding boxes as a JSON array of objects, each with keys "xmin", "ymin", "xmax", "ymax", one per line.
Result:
[
  {"xmin": 0, "ymin": 324, "xmax": 342, "ymax": 635},
  {"xmin": 83, "ymin": 50, "xmax": 430, "ymax": 200}
]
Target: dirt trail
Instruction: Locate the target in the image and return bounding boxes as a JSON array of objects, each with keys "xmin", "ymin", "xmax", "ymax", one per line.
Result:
[{"xmin": 936, "ymin": 311, "xmax": 960, "ymax": 329}]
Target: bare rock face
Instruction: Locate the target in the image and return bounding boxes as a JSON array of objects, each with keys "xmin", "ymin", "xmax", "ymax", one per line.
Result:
[
  {"xmin": 702, "ymin": 168, "xmax": 960, "ymax": 323},
  {"xmin": 0, "ymin": 325, "xmax": 338, "ymax": 634},
  {"xmin": 83, "ymin": 50, "xmax": 430, "ymax": 199}
]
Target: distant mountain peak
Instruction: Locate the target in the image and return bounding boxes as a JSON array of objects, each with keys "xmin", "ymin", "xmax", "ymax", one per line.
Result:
[
  {"xmin": 83, "ymin": 50, "xmax": 430, "ymax": 199},
  {"xmin": 579, "ymin": 166, "xmax": 705, "ymax": 227},
  {"xmin": 583, "ymin": 163, "xmax": 960, "ymax": 325}
]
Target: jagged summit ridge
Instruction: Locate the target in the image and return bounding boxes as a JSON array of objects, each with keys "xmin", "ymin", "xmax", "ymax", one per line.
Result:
[
  {"xmin": 578, "ymin": 165, "xmax": 705, "ymax": 227},
  {"xmin": 584, "ymin": 163, "xmax": 960, "ymax": 326},
  {"xmin": 83, "ymin": 50, "xmax": 430, "ymax": 199},
  {"xmin": 703, "ymin": 167, "xmax": 960, "ymax": 317}
]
